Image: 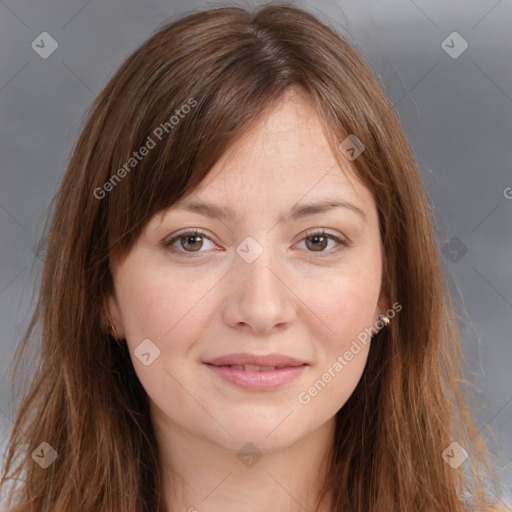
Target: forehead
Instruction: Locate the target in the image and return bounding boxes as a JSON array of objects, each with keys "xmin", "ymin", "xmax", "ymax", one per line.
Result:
[
  {"xmin": 205, "ymin": 91, "xmax": 342, "ymax": 181},
  {"xmin": 188, "ymin": 92, "xmax": 371, "ymax": 210},
  {"xmin": 150, "ymin": 91, "xmax": 377, "ymax": 231}
]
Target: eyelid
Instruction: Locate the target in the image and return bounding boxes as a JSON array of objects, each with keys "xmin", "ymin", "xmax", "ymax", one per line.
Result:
[
  {"xmin": 162, "ymin": 228, "xmax": 215, "ymax": 255},
  {"xmin": 162, "ymin": 228, "xmax": 350, "ymax": 257},
  {"xmin": 295, "ymin": 228, "xmax": 350, "ymax": 256},
  {"xmin": 298, "ymin": 227, "xmax": 348, "ymax": 244}
]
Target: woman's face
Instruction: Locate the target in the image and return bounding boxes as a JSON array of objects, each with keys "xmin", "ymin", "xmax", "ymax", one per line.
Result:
[{"xmin": 108, "ymin": 91, "xmax": 387, "ymax": 453}]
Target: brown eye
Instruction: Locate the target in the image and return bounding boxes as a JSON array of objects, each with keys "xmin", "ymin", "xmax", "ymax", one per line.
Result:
[
  {"xmin": 305, "ymin": 233, "xmax": 329, "ymax": 251},
  {"xmin": 163, "ymin": 229, "xmax": 215, "ymax": 256},
  {"xmin": 179, "ymin": 233, "xmax": 203, "ymax": 252},
  {"xmin": 163, "ymin": 228, "xmax": 349, "ymax": 259},
  {"xmin": 297, "ymin": 230, "xmax": 349, "ymax": 255}
]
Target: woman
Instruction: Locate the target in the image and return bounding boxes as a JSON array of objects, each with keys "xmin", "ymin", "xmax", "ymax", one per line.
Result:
[{"xmin": 0, "ymin": 4, "xmax": 506, "ymax": 511}]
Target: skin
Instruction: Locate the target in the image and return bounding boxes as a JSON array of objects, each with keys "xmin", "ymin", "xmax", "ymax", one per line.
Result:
[{"xmin": 108, "ymin": 90, "xmax": 388, "ymax": 512}]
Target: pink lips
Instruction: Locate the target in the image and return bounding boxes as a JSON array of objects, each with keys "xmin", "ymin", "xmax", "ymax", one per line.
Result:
[
  {"xmin": 203, "ymin": 353, "xmax": 308, "ymax": 391},
  {"xmin": 205, "ymin": 353, "xmax": 307, "ymax": 367}
]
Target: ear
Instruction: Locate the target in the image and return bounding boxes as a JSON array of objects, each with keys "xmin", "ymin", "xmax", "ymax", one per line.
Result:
[
  {"xmin": 374, "ymin": 287, "xmax": 391, "ymax": 325},
  {"xmin": 103, "ymin": 294, "xmax": 126, "ymax": 339}
]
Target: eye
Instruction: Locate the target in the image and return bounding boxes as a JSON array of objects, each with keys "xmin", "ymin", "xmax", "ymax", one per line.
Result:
[
  {"xmin": 295, "ymin": 229, "xmax": 349, "ymax": 256},
  {"xmin": 162, "ymin": 229, "xmax": 216, "ymax": 256},
  {"xmin": 162, "ymin": 228, "xmax": 349, "ymax": 258}
]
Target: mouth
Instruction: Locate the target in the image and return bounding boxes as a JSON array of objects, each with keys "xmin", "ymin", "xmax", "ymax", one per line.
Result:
[
  {"xmin": 205, "ymin": 363, "xmax": 306, "ymax": 371},
  {"xmin": 203, "ymin": 353, "xmax": 308, "ymax": 368},
  {"xmin": 203, "ymin": 362, "xmax": 308, "ymax": 391}
]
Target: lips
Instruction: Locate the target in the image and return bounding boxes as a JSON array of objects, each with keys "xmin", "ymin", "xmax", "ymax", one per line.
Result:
[
  {"xmin": 217, "ymin": 364, "xmax": 290, "ymax": 371},
  {"xmin": 203, "ymin": 353, "xmax": 308, "ymax": 391},
  {"xmin": 204, "ymin": 353, "xmax": 307, "ymax": 368}
]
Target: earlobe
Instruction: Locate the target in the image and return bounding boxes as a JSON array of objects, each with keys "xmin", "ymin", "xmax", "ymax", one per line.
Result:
[
  {"xmin": 372, "ymin": 291, "xmax": 393, "ymax": 334},
  {"xmin": 378, "ymin": 313, "xmax": 390, "ymax": 326},
  {"xmin": 376, "ymin": 292, "xmax": 391, "ymax": 325}
]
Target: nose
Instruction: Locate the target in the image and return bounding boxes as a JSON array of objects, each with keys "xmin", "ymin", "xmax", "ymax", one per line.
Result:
[{"xmin": 221, "ymin": 244, "xmax": 296, "ymax": 335}]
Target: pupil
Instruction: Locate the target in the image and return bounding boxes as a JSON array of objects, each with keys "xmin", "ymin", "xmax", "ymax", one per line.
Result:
[
  {"xmin": 184, "ymin": 235, "xmax": 202, "ymax": 251},
  {"xmin": 308, "ymin": 235, "xmax": 326, "ymax": 251}
]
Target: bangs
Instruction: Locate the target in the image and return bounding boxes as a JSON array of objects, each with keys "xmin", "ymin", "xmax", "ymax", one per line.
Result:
[
  {"xmin": 99, "ymin": 28, "xmax": 305, "ymax": 261},
  {"xmin": 85, "ymin": 8, "xmax": 384, "ymax": 267}
]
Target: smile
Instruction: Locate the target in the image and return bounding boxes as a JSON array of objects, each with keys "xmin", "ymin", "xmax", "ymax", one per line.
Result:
[{"xmin": 204, "ymin": 363, "xmax": 308, "ymax": 391}]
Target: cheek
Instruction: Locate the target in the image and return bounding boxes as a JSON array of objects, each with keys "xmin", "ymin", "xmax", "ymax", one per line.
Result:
[
  {"xmin": 115, "ymin": 261, "xmax": 217, "ymax": 352},
  {"xmin": 298, "ymin": 278, "xmax": 374, "ymax": 416},
  {"xmin": 317, "ymin": 354, "xmax": 368, "ymax": 417},
  {"xmin": 305, "ymin": 267, "xmax": 380, "ymax": 346},
  {"xmin": 113, "ymin": 264, "xmax": 216, "ymax": 411},
  {"xmin": 302, "ymin": 259, "xmax": 380, "ymax": 412}
]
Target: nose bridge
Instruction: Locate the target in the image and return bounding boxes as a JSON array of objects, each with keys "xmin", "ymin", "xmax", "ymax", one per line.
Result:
[
  {"xmin": 235, "ymin": 233, "xmax": 280, "ymax": 295},
  {"xmin": 224, "ymin": 234, "xmax": 295, "ymax": 332}
]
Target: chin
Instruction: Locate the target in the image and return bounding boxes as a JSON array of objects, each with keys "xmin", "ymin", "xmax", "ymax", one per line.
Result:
[
  {"xmin": 210, "ymin": 417, "xmax": 307, "ymax": 452},
  {"xmin": 214, "ymin": 432, "xmax": 299, "ymax": 455}
]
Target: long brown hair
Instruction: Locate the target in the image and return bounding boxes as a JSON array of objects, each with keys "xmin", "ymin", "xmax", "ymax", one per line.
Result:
[{"xmin": 0, "ymin": 4, "xmax": 505, "ymax": 511}]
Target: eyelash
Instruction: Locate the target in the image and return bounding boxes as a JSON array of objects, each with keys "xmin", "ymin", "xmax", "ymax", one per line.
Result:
[{"xmin": 162, "ymin": 228, "xmax": 350, "ymax": 258}]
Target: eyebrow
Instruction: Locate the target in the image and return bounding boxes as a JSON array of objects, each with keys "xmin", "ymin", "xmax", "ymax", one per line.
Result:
[{"xmin": 174, "ymin": 197, "xmax": 367, "ymax": 223}]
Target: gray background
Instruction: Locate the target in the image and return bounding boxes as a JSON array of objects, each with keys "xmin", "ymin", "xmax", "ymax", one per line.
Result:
[{"xmin": 1, "ymin": 0, "xmax": 511, "ymax": 506}]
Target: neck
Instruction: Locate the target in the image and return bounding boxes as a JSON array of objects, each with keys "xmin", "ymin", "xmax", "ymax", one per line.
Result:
[{"xmin": 153, "ymin": 413, "xmax": 336, "ymax": 512}]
